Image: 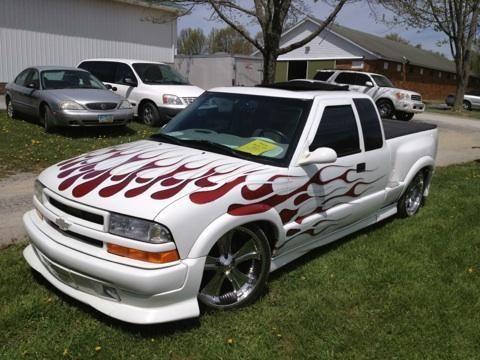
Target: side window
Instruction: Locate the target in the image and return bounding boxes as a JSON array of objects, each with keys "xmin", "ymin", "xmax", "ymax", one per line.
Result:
[
  {"xmin": 14, "ymin": 69, "xmax": 32, "ymax": 86},
  {"xmin": 313, "ymin": 71, "xmax": 334, "ymax": 81},
  {"xmin": 355, "ymin": 73, "xmax": 371, "ymax": 86},
  {"xmin": 114, "ymin": 63, "xmax": 136, "ymax": 84},
  {"xmin": 353, "ymin": 98, "xmax": 383, "ymax": 151},
  {"xmin": 310, "ymin": 105, "xmax": 361, "ymax": 157},
  {"xmin": 25, "ymin": 69, "xmax": 40, "ymax": 88},
  {"xmin": 334, "ymin": 72, "xmax": 356, "ymax": 85},
  {"xmin": 79, "ymin": 61, "xmax": 115, "ymax": 83}
]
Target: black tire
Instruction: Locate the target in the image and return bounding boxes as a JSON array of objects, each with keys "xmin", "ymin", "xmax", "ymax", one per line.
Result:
[
  {"xmin": 395, "ymin": 111, "xmax": 414, "ymax": 121},
  {"xmin": 376, "ymin": 99, "xmax": 394, "ymax": 119},
  {"xmin": 42, "ymin": 105, "xmax": 55, "ymax": 133},
  {"xmin": 198, "ymin": 224, "xmax": 271, "ymax": 310},
  {"xmin": 463, "ymin": 100, "xmax": 472, "ymax": 111},
  {"xmin": 398, "ymin": 171, "xmax": 426, "ymax": 217},
  {"xmin": 139, "ymin": 101, "xmax": 161, "ymax": 126},
  {"xmin": 6, "ymin": 96, "xmax": 15, "ymax": 119}
]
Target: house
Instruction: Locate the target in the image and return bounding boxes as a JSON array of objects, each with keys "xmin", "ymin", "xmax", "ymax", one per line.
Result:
[
  {"xmin": 175, "ymin": 54, "xmax": 263, "ymax": 89},
  {"xmin": 0, "ymin": 0, "xmax": 183, "ymax": 93},
  {"xmin": 276, "ymin": 17, "xmax": 480, "ymax": 100}
]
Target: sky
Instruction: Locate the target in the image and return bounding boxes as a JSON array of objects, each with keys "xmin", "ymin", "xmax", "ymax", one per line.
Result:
[{"xmin": 177, "ymin": 1, "xmax": 451, "ymax": 58}]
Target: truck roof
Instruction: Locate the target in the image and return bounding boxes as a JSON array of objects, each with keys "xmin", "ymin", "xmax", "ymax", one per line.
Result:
[{"xmin": 208, "ymin": 86, "xmax": 372, "ymax": 100}]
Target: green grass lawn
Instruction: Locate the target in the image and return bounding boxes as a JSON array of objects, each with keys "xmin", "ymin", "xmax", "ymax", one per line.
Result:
[
  {"xmin": 0, "ymin": 110, "xmax": 157, "ymax": 177},
  {"xmin": 1, "ymin": 162, "xmax": 479, "ymax": 359}
]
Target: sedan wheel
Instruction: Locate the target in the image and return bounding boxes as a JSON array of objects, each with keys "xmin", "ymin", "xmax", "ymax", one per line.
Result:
[
  {"xmin": 42, "ymin": 105, "xmax": 55, "ymax": 133},
  {"xmin": 463, "ymin": 100, "xmax": 472, "ymax": 111},
  {"xmin": 6, "ymin": 98, "xmax": 15, "ymax": 119},
  {"xmin": 398, "ymin": 171, "xmax": 425, "ymax": 217},
  {"xmin": 198, "ymin": 225, "xmax": 271, "ymax": 310}
]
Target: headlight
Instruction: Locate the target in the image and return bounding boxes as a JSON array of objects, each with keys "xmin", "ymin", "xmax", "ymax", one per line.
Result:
[
  {"xmin": 109, "ymin": 213, "xmax": 173, "ymax": 244},
  {"xmin": 395, "ymin": 92, "xmax": 409, "ymax": 100},
  {"xmin": 59, "ymin": 101, "xmax": 85, "ymax": 110},
  {"xmin": 162, "ymin": 94, "xmax": 183, "ymax": 105},
  {"xmin": 34, "ymin": 180, "xmax": 45, "ymax": 204},
  {"xmin": 118, "ymin": 100, "xmax": 132, "ymax": 109}
]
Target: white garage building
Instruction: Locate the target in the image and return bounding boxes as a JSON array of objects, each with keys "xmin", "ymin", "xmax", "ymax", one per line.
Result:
[{"xmin": 0, "ymin": 0, "xmax": 182, "ymax": 92}]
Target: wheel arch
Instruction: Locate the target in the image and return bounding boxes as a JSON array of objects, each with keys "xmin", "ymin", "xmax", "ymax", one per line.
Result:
[
  {"xmin": 399, "ymin": 159, "xmax": 435, "ymax": 199},
  {"xmin": 187, "ymin": 211, "xmax": 284, "ymax": 260}
]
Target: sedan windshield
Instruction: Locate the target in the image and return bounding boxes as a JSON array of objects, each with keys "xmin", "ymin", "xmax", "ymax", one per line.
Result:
[
  {"xmin": 41, "ymin": 70, "xmax": 105, "ymax": 90},
  {"xmin": 372, "ymin": 75, "xmax": 394, "ymax": 88},
  {"xmin": 132, "ymin": 63, "xmax": 190, "ymax": 85},
  {"xmin": 157, "ymin": 92, "xmax": 313, "ymax": 166}
]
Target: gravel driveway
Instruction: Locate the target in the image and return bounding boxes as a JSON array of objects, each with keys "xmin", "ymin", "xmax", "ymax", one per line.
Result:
[{"xmin": 1, "ymin": 111, "xmax": 479, "ymax": 248}]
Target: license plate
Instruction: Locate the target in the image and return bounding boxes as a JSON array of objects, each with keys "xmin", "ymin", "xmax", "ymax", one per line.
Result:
[{"xmin": 98, "ymin": 114, "xmax": 114, "ymax": 123}]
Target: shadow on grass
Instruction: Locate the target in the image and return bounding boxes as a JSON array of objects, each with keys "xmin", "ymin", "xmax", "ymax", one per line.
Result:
[
  {"xmin": 30, "ymin": 269, "xmax": 201, "ymax": 337},
  {"xmin": 269, "ymin": 216, "xmax": 397, "ymax": 282},
  {"xmin": 12, "ymin": 113, "xmax": 138, "ymax": 138}
]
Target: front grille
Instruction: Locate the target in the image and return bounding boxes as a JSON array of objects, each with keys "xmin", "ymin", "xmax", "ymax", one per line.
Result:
[
  {"xmin": 49, "ymin": 197, "xmax": 104, "ymax": 225},
  {"xmin": 86, "ymin": 102, "xmax": 118, "ymax": 110},
  {"xmin": 411, "ymin": 95, "xmax": 422, "ymax": 102},
  {"xmin": 47, "ymin": 220, "xmax": 103, "ymax": 248},
  {"xmin": 182, "ymin": 97, "xmax": 196, "ymax": 105}
]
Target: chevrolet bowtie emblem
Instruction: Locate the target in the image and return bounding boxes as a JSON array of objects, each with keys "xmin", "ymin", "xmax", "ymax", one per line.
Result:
[{"xmin": 55, "ymin": 217, "xmax": 71, "ymax": 231}]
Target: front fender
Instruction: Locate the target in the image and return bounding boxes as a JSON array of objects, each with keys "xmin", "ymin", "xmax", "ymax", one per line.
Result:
[{"xmin": 187, "ymin": 208, "xmax": 285, "ymax": 259}]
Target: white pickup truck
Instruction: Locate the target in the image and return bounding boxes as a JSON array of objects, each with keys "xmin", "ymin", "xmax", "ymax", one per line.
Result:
[
  {"xmin": 314, "ymin": 70, "xmax": 425, "ymax": 121},
  {"xmin": 23, "ymin": 81, "xmax": 438, "ymax": 324}
]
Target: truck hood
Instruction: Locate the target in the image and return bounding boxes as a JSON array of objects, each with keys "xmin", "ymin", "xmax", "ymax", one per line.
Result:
[{"xmin": 38, "ymin": 140, "xmax": 272, "ymax": 220}]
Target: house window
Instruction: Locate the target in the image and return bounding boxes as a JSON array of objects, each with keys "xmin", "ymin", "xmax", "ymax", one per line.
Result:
[
  {"xmin": 352, "ymin": 60, "xmax": 364, "ymax": 69},
  {"xmin": 453, "ymin": 74, "xmax": 457, "ymax": 80},
  {"xmin": 383, "ymin": 62, "xmax": 389, "ymax": 70},
  {"xmin": 438, "ymin": 72, "xmax": 442, "ymax": 78},
  {"xmin": 419, "ymin": 68, "xmax": 424, "ymax": 75},
  {"xmin": 287, "ymin": 61, "xmax": 307, "ymax": 80},
  {"xmin": 396, "ymin": 64, "xmax": 402, "ymax": 72}
]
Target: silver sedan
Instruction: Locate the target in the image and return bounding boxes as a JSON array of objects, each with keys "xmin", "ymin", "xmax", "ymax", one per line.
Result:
[{"xmin": 5, "ymin": 66, "xmax": 133, "ymax": 132}]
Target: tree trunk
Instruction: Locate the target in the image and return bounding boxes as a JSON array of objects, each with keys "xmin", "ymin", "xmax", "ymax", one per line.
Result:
[
  {"xmin": 453, "ymin": 71, "xmax": 467, "ymax": 112},
  {"xmin": 262, "ymin": 50, "xmax": 277, "ymax": 85}
]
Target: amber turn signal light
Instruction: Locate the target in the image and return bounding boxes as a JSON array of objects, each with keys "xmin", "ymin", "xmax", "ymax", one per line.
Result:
[{"xmin": 107, "ymin": 243, "xmax": 179, "ymax": 264}]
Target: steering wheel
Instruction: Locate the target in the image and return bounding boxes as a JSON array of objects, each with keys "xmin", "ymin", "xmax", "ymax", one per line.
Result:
[{"xmin": 257, "ymin": 128, "xmax": 289, "ymax": 143}]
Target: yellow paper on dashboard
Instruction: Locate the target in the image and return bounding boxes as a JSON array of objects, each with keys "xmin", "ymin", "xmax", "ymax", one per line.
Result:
[{"xmin": 236, "ymin": 139, "xmax": 279, "ymax": 155}]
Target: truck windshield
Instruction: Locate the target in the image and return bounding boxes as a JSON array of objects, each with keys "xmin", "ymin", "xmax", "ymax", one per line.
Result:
[
  {"xmin": 157, "ymin": 92, "xmax": 313, "ymax": 166},
  {"xmin": 132, "ymin": 63, "xmax": 190, "ymax": 85},
  {"xmin": 372, "ymin": 75, "xmax": 394, "ymax": 88}
]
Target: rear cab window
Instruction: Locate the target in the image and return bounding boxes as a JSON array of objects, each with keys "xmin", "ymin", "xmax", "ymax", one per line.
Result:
[
  {"xmin": 313, "ymin": 71, "xmax": 335, "ymax": 81},
  {"xmin": 353, "ymin": 98, "xmax": 383, "ymax": 151},
  {"xmin": 310, "ymin": 105, "xmax": 360, "ymax": 157}
]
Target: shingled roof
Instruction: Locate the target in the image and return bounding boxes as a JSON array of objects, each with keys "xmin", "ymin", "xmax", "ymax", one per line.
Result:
[{"xmin": 303, "ymin": 17, "xmax": 456, "ymax": 74}]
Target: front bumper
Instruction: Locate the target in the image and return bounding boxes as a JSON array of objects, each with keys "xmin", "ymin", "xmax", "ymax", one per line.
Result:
[
  {"xmin": 23, "ymin": 210, "xmax": 205, "ymax": 324},
  {"xmin": 395, "ymin": 101, "xmax": 425, "ymax": 114},
  {"xmin": 53, "ymin": 109, "xmax": 133, "ymax": 127}
]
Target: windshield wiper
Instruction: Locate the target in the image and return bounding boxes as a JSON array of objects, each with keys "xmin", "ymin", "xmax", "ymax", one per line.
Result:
[
  {"xmin": 180, "ymin": 139, "xmax": 253, "ymax": 159},
  {"xmin": 149, "ymin": 132, "xmax": 184, "ymax": 145}
]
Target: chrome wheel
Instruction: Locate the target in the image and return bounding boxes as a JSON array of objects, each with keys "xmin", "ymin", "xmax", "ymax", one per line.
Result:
[
  {"xmin": 401, "ymin": 172, "xmax": 425, "ymax": 217},
  {"xmin": 199, "ymin": 225, "xmax": 270, "ymax": 309},
  {"xmin": 6, "ymin": 98, "xmax": 14, "ymax": 118}
]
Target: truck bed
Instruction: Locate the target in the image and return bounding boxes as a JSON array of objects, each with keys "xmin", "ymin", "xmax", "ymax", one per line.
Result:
[{"xmin": 382, "ymin": 119, "xmax": 437, "ymax": 140}]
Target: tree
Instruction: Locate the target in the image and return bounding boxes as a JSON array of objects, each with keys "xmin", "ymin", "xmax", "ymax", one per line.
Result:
[
  {"xmin": 377, "ymin": 0, "xmax": 480, "ymax": 111},
  {"xmin": 385, "ymin": 32, "xmax": 410, "ymax": 45},
  {"xmin": 174, "ymin": 0, "xmax": 348, "ymax": 84},
  {"xmin": 177, "ymin": 27, "xmax": 207, "ymax": 55},
  {"xmin": 208, "ymin": 27, "xmax": 254, "ymax": 55}
]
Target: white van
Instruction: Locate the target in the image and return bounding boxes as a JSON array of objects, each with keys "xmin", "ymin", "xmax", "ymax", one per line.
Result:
[{"xmin": 78, "ymin": 59, "xmax": 204, "ymax": 126}]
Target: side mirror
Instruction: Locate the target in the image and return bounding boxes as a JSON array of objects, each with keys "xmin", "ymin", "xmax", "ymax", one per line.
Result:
[
  {"xmin": 27, "ymin": 82, "xmax": 38, "ymax": 89},
  {"xmin": 123, "ymin": 77, "xmax": 137, "ymax": 87},
  {"xmin": 298, "ymin": 147, "xmax": 337, "ymax": 166},
  {"xmin": 365, "ymin": 81, "xmax": 374, "ymax": 87}
]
